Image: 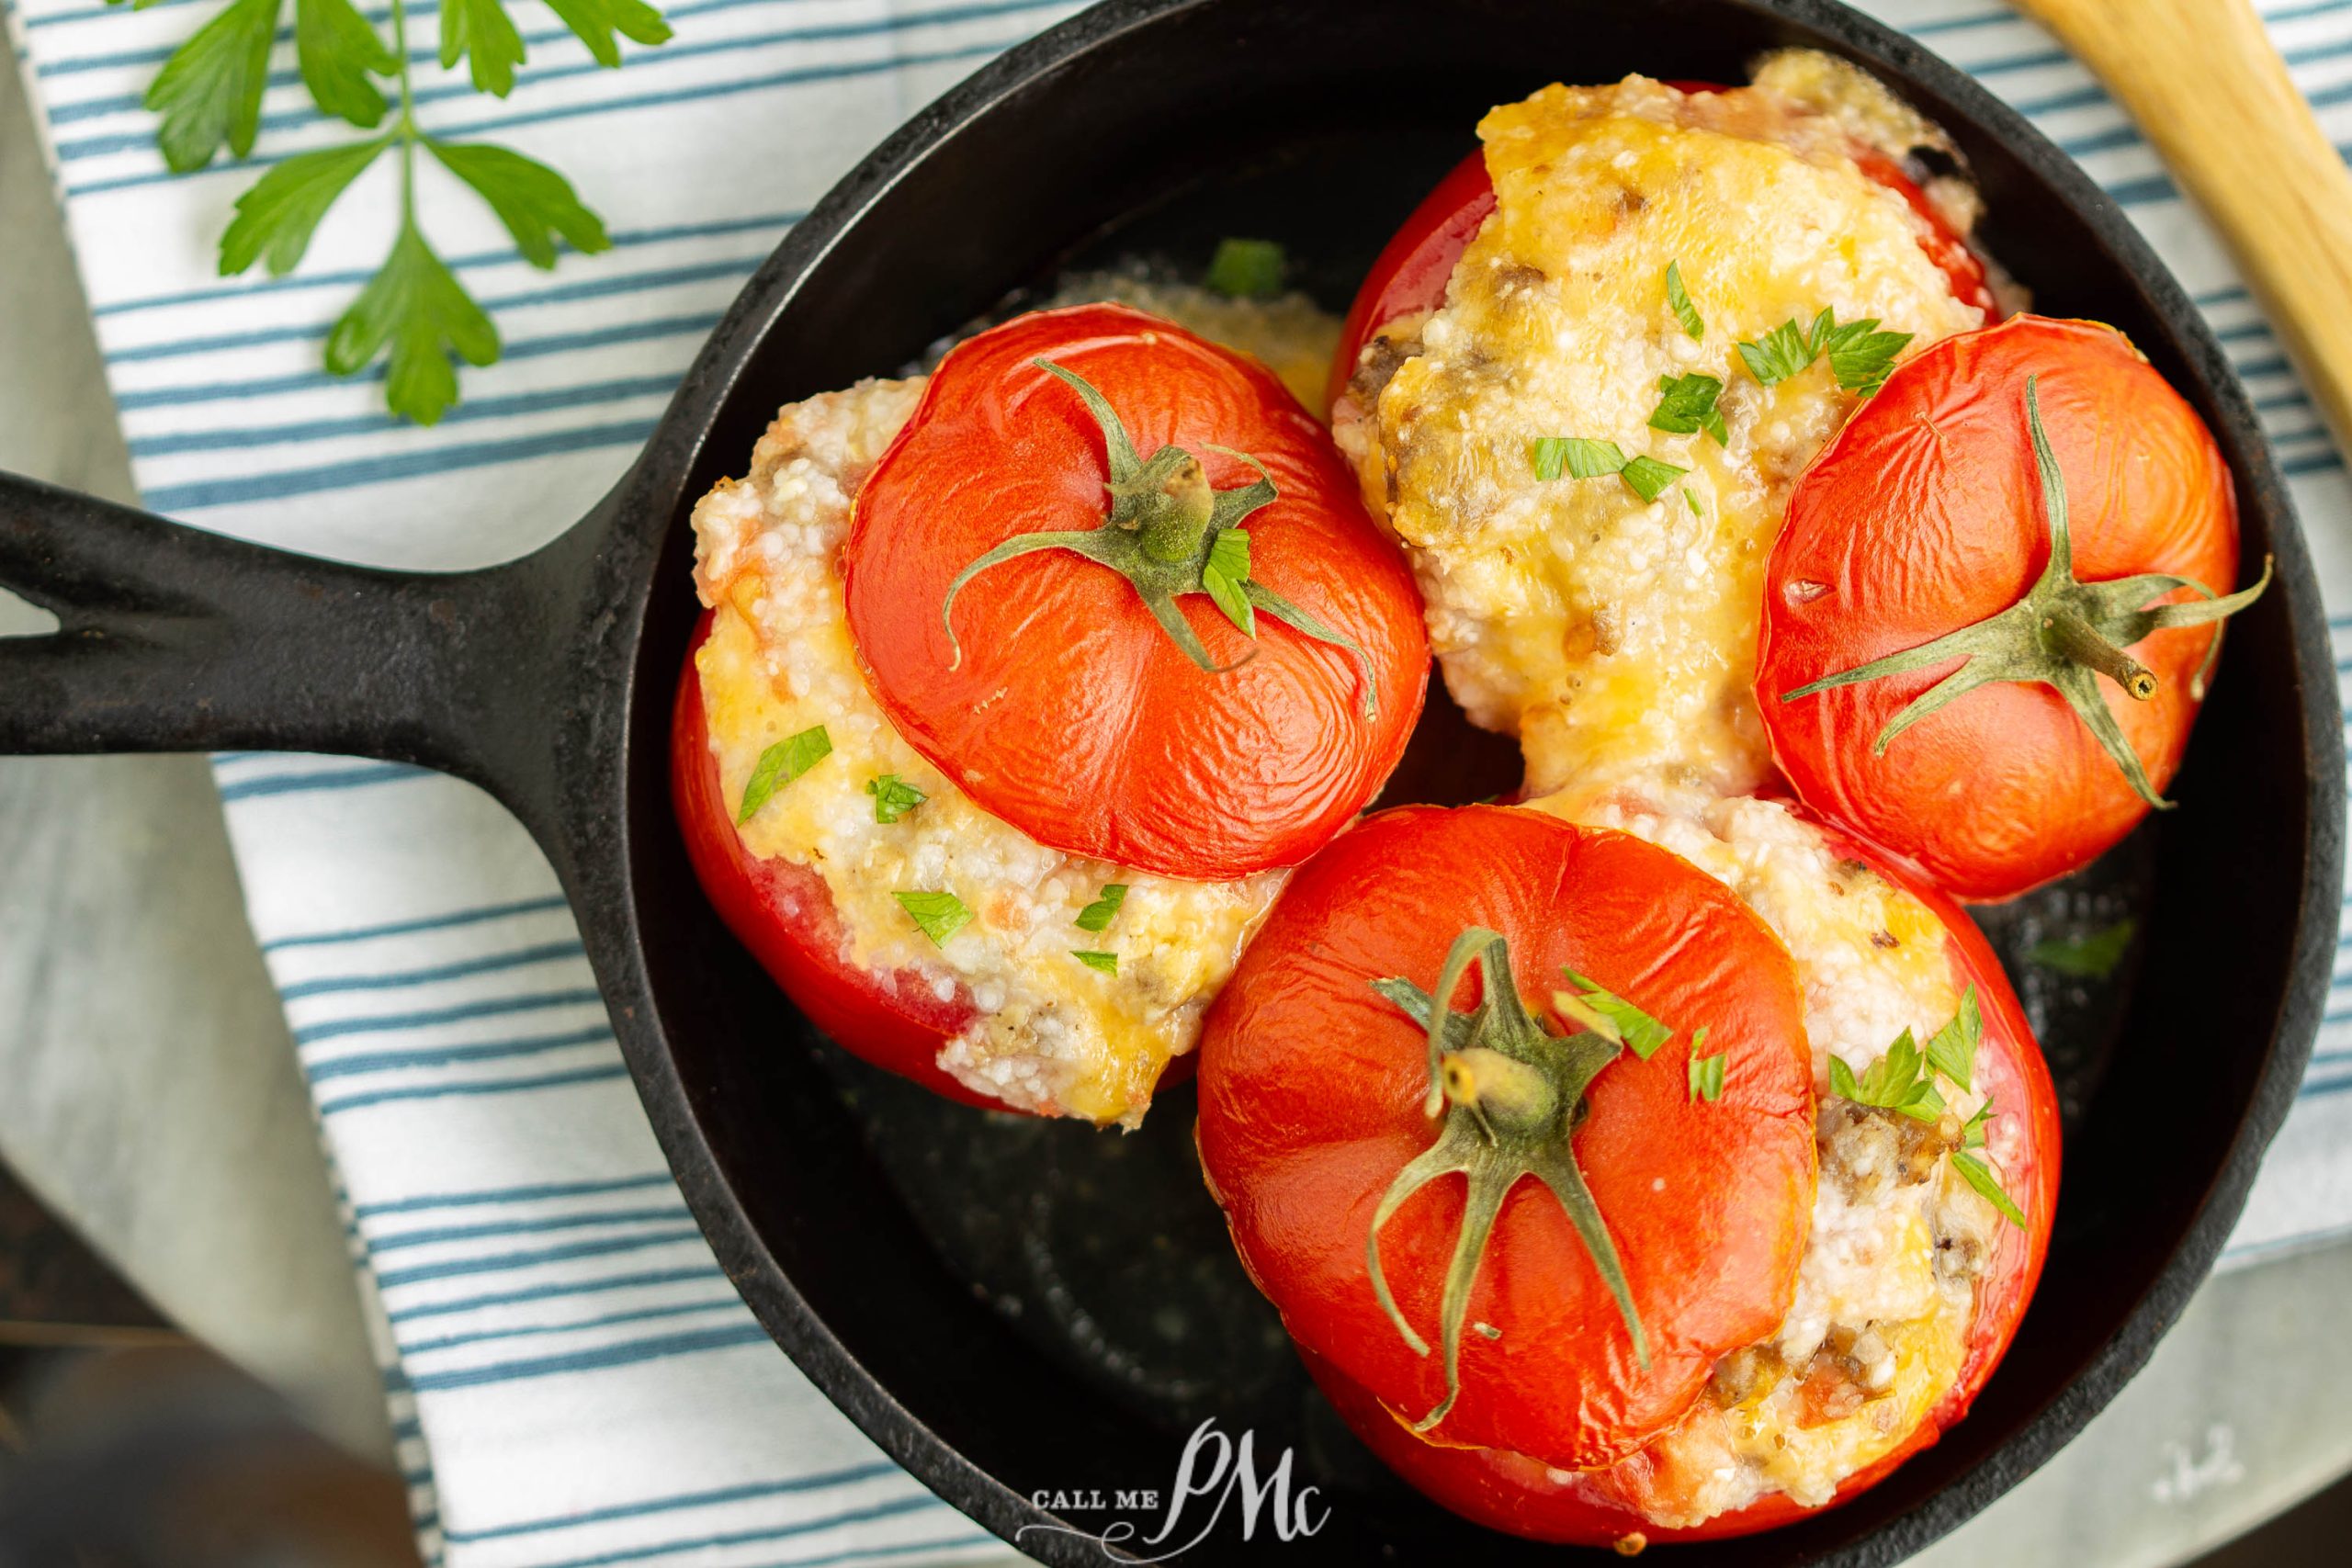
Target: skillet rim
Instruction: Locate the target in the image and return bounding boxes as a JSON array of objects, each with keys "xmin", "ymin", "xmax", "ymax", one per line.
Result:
[{"xmin": 564, "ymin": 0, "xmax": 2343, "ymax": 1560}]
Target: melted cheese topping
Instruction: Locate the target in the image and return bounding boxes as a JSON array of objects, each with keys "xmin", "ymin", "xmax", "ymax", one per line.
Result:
[
  {"xmin": 692, "ymin": 285, "xmax": 1336, "ymax": 1127},
  {"xmin": 1341, "ymin": 71, "xmax": 1984, "ymax": 815}
]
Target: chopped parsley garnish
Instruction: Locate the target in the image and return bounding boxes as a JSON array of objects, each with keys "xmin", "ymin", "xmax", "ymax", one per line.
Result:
[
  {"xmin": 1071, "ymin": 949, "xmax": 1120, "ymax": 975},
  {"xmin": 1687, "ymin": 1029, "xmax": 1724, "ymax": 1102},
  {"xmin": 1737, "ymin": 312, "xmax": 1827, "ymax": 386},
  {"xmin": 1839, "ymin": 997, "xmax": 2026, "ymax": 1227},
  {"xmin": 894, "ymin": 889, "xmax": 972, "ymax": 947},
  {"xmin": 737, "ymin": 725, "xmax": 831, "ymax": 824},
  {"xmin": 1555, "ymin": 968, "xmax": 1675, "ymax": 1060},
  {"xmin": 1820, "ymin": 317, "xmax": 1914, "ymax": 394},
  {"xmin": 1201, "ymin": 525, "xmax": 1255, "ymax": 636},
  {"xmin": 1828, "ymin": 1028, "xmax": 1946, "ymax": 1123},
  {"xmin": 1532, "ymin": 438, "xmax": 1688, "ymax": 505},
  {"xmin": 1737, "ymin": 308, "xmax": 1911, "ymax": 393},
  {"xmin": 1665, "ymin": 260, "xmax": 1704, "ymax": 340},
  {"xmin": 1075, "ymin": 884, "xmax": 1128, "ymax": 934},
  {"xmin": 865, "ymin": 773, "xmax": 926, "ymax": 824},
  {"xmin": 1686, "ymin": 490, "xmax": 1704, "ymax": 517},
  {"xmin": 1923, "ymin": 985, "xmax": 1981, "ymax": 1092},
  {"xmin": 1621, "ymin": 455, "xmax": 1689, "ymax": 504},
  {"xmin": 1953, "ymin": 1149, "xmax": 2028, "ymax": 1228},
  {"xmin": 1649, "ymin": 371, "xmax": 1727, "ymax": 444},
  {"xmin": 2027, "ymin": 919, "xmax": 2136, "ymax": 980},
  {"xmin": 1205, "ymin": 237, "xmax": 1285, "ymax": 299},
  {"xmin": 1530, "ymin": 436, "xmax": 1627, "ymax": 481}
]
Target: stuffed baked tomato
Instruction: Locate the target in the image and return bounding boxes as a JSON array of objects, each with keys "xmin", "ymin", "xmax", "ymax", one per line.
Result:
[
  {"xmin": 677, "ymin": 303, "xmax": 1426, "ymax": 1125},
  {"xmin": 1196, "ymin": 803, "xmax": 2055, "ymax": 1545},
  {"xmin": 1757, "ymin": 315, "xmax": 2269, "ymax": 901},
  {"xmin": 1328, "ymin": 52, "xmax": 2005, "ymax": 817}
]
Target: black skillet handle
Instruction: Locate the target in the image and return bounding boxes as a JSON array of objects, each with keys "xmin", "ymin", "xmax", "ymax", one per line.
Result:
[{"xmin": 0, "ymin": 468, "xmax": 590, "ymax": 829}]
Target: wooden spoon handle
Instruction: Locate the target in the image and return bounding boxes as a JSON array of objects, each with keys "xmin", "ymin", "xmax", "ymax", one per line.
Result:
[{"xmin": 2017, "ymin": 0, "xmax": 2352, "ymax": 456}]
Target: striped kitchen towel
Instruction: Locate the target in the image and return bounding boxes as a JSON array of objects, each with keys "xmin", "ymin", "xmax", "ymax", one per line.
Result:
[{"xmin": 5, "ymin": 0, "xmax": 2351, "ymax": 1562}]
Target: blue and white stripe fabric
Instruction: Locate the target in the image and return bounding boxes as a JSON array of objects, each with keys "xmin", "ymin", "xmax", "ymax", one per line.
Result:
[{"xmin": 4, "ymin": 0, "xmax": 2350, "ymax": 1562}]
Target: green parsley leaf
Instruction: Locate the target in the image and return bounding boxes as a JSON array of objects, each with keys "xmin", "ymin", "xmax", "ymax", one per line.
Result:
[
  {"xmin": 895, "ymin": 890, "xmax": 973, "ymax": 947},
  {"xmin": 1686, "ymin": 490, "xmax": 1704, "ymax": 517},
  {"xmin": 1620, "ymin": 455, "xmax": 1689, "ymax": 504},
  {"xmin": 323, "ymin": 221, "xmax": 500, "ymax": 425},
  {"xmin": 1736, "ymin": 317, "xmax": 1818, "ymax": 387},
  {"xmin": 1649, "ymin": 372, "xmax": 1727, "ymax": 445},
  {"xmin": 1071, "ymin": 949, "xmax": 1120, "ymax": 975},
  {"xmin": 219, "ymin": 139, "xmax": 389, "ymax": 277},
  {"xmin": 1201, "ymin": 527, "xmax": 1256, "ymax": 637},
  {"xmin": 1555, "ymin": 968, "xmax": 1674, "ymax": 1060},
  {"xmin": 1665, "ymin": 260, "xmax": 1704, "ymax": 340},
  {"xmin": 2027, "ymin": 919, "xmax": 2136, "ymax": 980},
  {"xmin": 734, "ymin": 725, "xmax": 831, "ymax": 824},
  {"xmin": 1963, "ymin": 1097, "xmax": 1994, "ymax": 1150},
  {"xmin": 1923, "ymin": 986, "xmax": 1982, "ymax": 1093},
  {"xmin": 865, "ymin": 773, "xmax": 926, "ymax": 824},
  {"xmin": 295, "ymin": 0, "xmax": 398, "ymax": 130},
  {"xmin": 1819, "ymin": 318, "xmax": 1913, "ymax": 394},
  {"xmin": 1687, "ymin": 1028, "xmax": 1724, "ymax": 1102},
  {"xmin": 1205, "ymin": 525, "xmax": 1251, "ymax": 584},
  {"xmin": 1204, "ymin": 238, "xmax": 1286, "ymax": 299},
  {"xmin": 1531, "ymin": 436, "xmax": 1628, "ymax": 481},
  {"xmin": 141, "ymin": 0, "xmax": 282, "ymax": 173},
  {"xmin": 1075, "ymin": 884, "xmax": 1128, "ymax": 934},
  {"xmin": 1838, "ymin": 1030, "xmax": 1946, "ymax": 1123},
  {"xmin": 1952, "ymin": 1150, "xmax": 2028, "ymax": 1228},
  {"xmin": 540, "ymin": 0, "xmax": 673, "ymax": 68},
  {"xmin": 428, "ymin": 141, "xmax": 612, "ymax": 270},
  {"xmin": 441, "ymin": 0, "xmax": 528, "ymax": 97},
  {"xmin": 1828, "ymin": 1054, "xmax": 1860, "ymax": 1102}
]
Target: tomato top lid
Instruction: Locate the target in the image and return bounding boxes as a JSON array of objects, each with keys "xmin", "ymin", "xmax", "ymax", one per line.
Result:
[
  {"xmin": 1758, "ymin": 315, "xmax": 2262, "ymax": 900},
  {"xmin": 842, "ymin": 304, "xmax": 1427, "ymax": 884},
  {"xmin": 1197, "ymin": 806, "xmax": 1816, "ymax": 1471}
]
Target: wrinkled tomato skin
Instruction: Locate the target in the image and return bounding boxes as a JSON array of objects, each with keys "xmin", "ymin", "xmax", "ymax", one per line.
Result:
[
  {"xmin": 1196, "ymin": 805, "xmax": 1817, "ymax": 1472},
  {"xmin": 1756, "ymin": 316, "xmax": 2240, "ymax": 902},
  {"xmin": 671, "ymin": 617, "xmax": 994, "ymax": 1111},
  {"xmin": 1329, "ymin": 107, "xmax": 1996, "ymax": 402},
  {"xmin": 846, "ymin": 304, "xmax": 1429, "ymax": 885},
  {"xmin": 1293, "ymin": 822, "xmax": 2058, "ymax": 1545}
]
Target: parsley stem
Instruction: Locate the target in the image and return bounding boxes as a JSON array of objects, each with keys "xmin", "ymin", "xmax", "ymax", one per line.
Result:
[{"xmin": 388, "ymin": 0, "xmax": 420, "ymax": 218}]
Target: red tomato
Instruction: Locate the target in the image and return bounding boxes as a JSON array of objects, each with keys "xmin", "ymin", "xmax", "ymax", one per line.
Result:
[
  {"xmin": 843, "ymin": 304, "xmax": 1428, "ymax": 884},
  {"xmin": 670, "ymin": 617, "xmax": 990, "ymax": 1109},
  {"xmin": 1196, "ymin": 805, "xmax": 1817, "ymax": 1472},
  {"xmin": 1329, "ymin": 103, "xmax": 1997, "ymax": 404},
  {"xmin": 1755, "ymin": 316, "xmax": 2254, "ymax": 901},
  {"xmin": 1286, "ymin": 821, "xmax": 2060, "ymax": 1547}
]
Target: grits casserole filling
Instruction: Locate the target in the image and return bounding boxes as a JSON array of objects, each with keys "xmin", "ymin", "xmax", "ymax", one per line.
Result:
[
  {"xmin": 1349, "ymin": 55, "xmax": 2022, "ymax": 1527},
  {"xmin": 690, "ymin": 285, "xmax": 1337, "ymax": 1128}
]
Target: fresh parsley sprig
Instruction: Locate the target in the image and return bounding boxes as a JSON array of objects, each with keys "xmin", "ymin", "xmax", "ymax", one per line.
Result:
[{"xmin": 112, "ymin": 0, "xmax": 673, "ymax": 423}]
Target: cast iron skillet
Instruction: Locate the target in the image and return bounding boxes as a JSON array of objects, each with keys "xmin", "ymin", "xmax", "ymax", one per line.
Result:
[{"xmin": 0, "ymin": 0, "xmax": 2339, "ymax": 1560}]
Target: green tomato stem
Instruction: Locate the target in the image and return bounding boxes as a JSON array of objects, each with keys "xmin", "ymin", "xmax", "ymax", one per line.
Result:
[{"xmin": 2041, "ymin": 603, "xmax": 2158, "ymax": 700}]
